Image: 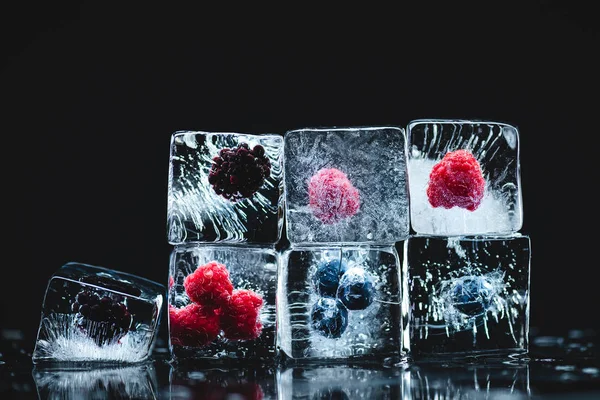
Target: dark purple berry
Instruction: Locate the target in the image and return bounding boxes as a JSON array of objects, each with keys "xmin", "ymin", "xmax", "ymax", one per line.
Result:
[
  {"xmin": 310, "ymin": 297, "xmax": 348, "ymax": 339},
  {"xmin": 208, "ymin": 141, "xmax": 271, "ymax": 202}
]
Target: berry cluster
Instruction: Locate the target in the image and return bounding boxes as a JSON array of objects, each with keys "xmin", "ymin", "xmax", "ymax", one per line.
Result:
[
  {"xmin": 169, "ymin": 261, "xmax": 264, "ymax": 347},
  {"xmin": 310, "ymin": 259, "xmax": 375, "ymax": 338},
  {"xmin": 208, "ymin": 142, "xmax": 271, "ymax": 202},
  {"xmin": 72, "ymin": 289, "xmax": 133, "ymax": 346},
  {"xmin": 427, "ymin": 149, "xmax": 486, "ymax": 211},
  {"xmin": 308, "ymin": 168, "xmax": 360, "ymax": 224}
]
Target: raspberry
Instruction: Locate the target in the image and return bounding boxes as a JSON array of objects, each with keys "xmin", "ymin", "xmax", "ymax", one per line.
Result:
[
  {"xmin": 308, "ymin": 168, "xmax": 360, "ymax": 224},
  {"xmin": 183, "ymin": 261, "xmax": 234, "ymax": 307},
  {"xmin": 208, "ymin": 142, "xmax": 271, "ymax": 202},
  {"xmin": 169, "ymin": 303, "xmax": 221, "ymax": 347},
  {"xmin": 426, "ymin": 149, "xmax": 486, "ymax": 211},
  {"xmin": 221, "ymin": 289, "xmax": 264, "ymax": 341}
]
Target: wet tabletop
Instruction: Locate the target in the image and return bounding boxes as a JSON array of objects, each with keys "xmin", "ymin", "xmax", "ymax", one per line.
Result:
[{"xmin": 1, "ymin": 328, "xmax": 598, "ymax": 399}]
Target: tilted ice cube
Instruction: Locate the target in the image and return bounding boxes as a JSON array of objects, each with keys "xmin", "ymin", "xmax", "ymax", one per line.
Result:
[
  {"xmin": 406, "ymin": 234, "xmax": 531, "ymax": 359},
  {"xmin": 277, "ymin": 365, "xmax": 404, "ymax": 399},
  {"xmin": 277, "ymin": 245, "xmax": 407, "ymax": 363},
  {"xmin": 407, "ymin": 119, "xmax": 523, "ymax": 236},
  {"xmin": 32, "ymin": 262, "xmax": 165, "ymax": 363},
  {"xmin": 168, "ymin": 244, "xmax": 277, "ymax": 363},
  {"xmin": 284, "ymin": 127, "xmax": 409, "ymax": 244},
  {"xmin": 33, "ymin": 363, "xmax": 158, "ymax": 399},
  {"xmin": 167, "ymin": 131, "xmax": 284, "ymax": 244}
]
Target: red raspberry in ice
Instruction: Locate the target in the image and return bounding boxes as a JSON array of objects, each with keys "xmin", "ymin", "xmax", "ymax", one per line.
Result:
[
  {"xmin": 221, "ymin": 289, "xmax": 264, "ymax": 341},
  {"xmin": 183, "ymin": 261, "xmax": 234, "ymax": 307},
  {"xmin": 208, "ymin": 142, "xmax": 271, "ymax": 202},
  {"xmin": 426, "ymin": 149, "xmax": 486, "ymax": 211},
  {"xmin": 168, "ymin": 303, "xmax": 221, "ymax": 347},
  {"xmin": 308, "ymin": 168, "xmax": 360, "ymax": 224}
]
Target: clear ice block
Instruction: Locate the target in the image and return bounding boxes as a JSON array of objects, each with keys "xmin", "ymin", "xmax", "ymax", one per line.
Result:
[
  {"xmin": 32, "ymin": 262, "xmax": 165, "ymax": 363},
  {"xmin": 277, "ymin": 365, "xmax": 404, "ymax": 399},
  {"xmin": 168, "ymin": 244, "xmax": 277, "ymax": 362},
  {"xmin": 167, "ymin": 131, "xmax": 284, "ymax": 244},
  {"xmin": 284, "ymin": 127, "xmax": 409, "ymax": 244},
  {"xmin": 407, "ymin": 119, "xmax": 523, "ymax": 236},
  {"xmin": 406, "ymin": 234, "xmax": 531, "ymax": 359},
  {"xmin": 277, "ymin": 245, "xmax": 407, "ymax": 364},
  {"xmin": 33, "ymin": 363, "xmax": 158, "ymax": 399}
]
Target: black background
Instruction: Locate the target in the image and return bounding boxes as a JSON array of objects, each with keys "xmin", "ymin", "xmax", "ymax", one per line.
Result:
[{"xmin": 2, "ymin": 2, "xmax": 598, "ymax": 351}]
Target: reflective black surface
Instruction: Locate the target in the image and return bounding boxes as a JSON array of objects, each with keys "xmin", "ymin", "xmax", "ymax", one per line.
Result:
[{"xmin": 1, "ymin": 328, "xmax": 599, "ymax": 399}]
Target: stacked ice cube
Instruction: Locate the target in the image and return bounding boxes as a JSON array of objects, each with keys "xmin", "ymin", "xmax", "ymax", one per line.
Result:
[
  {"xmin": 405, "ymin": 119, "xmax": 531, "ymax": 360},
  {"xmin": 166, "ymin": 131, "xmax": 284, "ymax": 363},
  {"xmin": 278, "ymin": 127, "xmax": 410, "ymax": 364}
]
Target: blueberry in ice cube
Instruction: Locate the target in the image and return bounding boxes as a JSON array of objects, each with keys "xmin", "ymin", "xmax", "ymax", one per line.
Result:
[
  {"xmin": 336, "ymin": 267, "xmax": 375, "ymax": 310},
  {"xmin": 314, "ymin": 388, "xmax": 350, "ymax": 400},
  {"xmin": 312, "ymin": 259, "xmax": 348, "ymax": 297},
  {"xmin": 310, "ymin": 297, "xmax": 349, "ymax": 339},
  {"xmin": 448, "ymin": 275, "xmax": 495, "ymax": 317}
]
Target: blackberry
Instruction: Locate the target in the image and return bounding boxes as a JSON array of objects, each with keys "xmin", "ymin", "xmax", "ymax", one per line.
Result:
[
  {"xmin": 310, "ymin": 297, "xmax": 348, "ymax": 339},
  {"xmin": 208, "ymin": 142, "xmax": 271, "ymax": 201},
  {"xmin": 72, "ymin": 289, "xmax": 133, "ymax": 346},
  {"xmin": 311, "ymin": 259, "xmax": 348, "ymax": 297},
  {"xmin": 336, "ymin": 267, "xmax": 375, "ymax": 310}
]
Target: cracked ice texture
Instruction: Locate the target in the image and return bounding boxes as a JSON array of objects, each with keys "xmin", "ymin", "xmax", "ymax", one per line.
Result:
[
  {"xmin": 407, "ymin": 120, "xmax": 523, "ymax": 236},
  {"xmin": 284, "ymin": 127, "xmax": 409, "ymax": 244},
  {"xmin": 406, "ymin": 234, "xmax": 531, "ymax": 359},
  {"xmin": 167, "ymin": 131, "xmax": 284, "ymax": 244}
]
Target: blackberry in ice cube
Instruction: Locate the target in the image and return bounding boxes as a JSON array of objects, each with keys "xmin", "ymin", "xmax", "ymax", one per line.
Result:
[
  {"xmin": 310, "ymin": 297, "xmax": 349, "ymax": 339},
  {"xmin": 336, "ymin": 267, "xmax": 375, "ymax": 310},
  {"xmin": 311, "ymin": 259, "xmax": 348, "ymax": 297}
]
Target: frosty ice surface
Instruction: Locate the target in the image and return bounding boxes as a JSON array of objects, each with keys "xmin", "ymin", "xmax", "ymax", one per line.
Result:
[
  {"xmin": 32, "ymin": 262, "xmax": 165, "ymax": 363},
  {"xmin": 406, "ymin": 234, "xmax": 530, "ymax": 359},
  {"xmin": 167, "ymin": 131, "xmax": 284, "ymax": 244},
  {"xmin": 277, "ymin": 245, "xmax": 407, "ymax": 363},
  {"xmin": 284, "ymin": 127, "xmax": 409, "ymax": 244},
  {"xmin": 407, "ymin": 119, "xmax": 523, "ymax": 236},
  {"xmin": 168, "ymin": 244, "xmax": 277, "ymax": 362}
]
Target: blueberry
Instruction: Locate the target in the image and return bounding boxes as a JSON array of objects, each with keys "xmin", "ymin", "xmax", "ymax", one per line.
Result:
[
  {"xmin": 312, "ymin": 259, "xmax": 348, "ymax": 296},
  {"xmin": 310, "ymin": 297, "xmax": 349, "ymax": 339},
  {"xmin": 449, "ymin": 276, "xmax": 495, "ymax": 316},
  {"xmin": 336, "ymin": 267, "xmax": 375, "ymax": 310},
  {"xmin": 314, "ymin": 388, "xmax": 349, "ymax": 400}
]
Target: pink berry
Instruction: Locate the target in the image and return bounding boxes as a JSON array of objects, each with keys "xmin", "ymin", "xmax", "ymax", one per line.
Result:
[
  {"xmin": 169, "ymin": 303, "xmax": 221, "ymax": 347},
  {"xmin": 183, "ymin": 261, "xmax": 234, "ymax": 307},
  {"xmin": 221, "ymin": 289, "xmax": 264, "ymax": 341},
  {"xmin": 308, "ymin": 168, "xmax": 360, "ymax": 224}
]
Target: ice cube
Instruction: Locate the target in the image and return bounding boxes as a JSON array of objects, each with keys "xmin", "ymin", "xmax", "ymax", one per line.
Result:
[
  {"xmin": 33, "ymin": 363, "xmax": 158, "ymax": 399},
  {"xmin": 277, "ymin": 365, "xmax": 405, "ymax": 399},
  {"xmin": 32, "ymin": 262, "xmax": 165, "ymax": 364},
  {"xmin": 406, "ymin": 234, "xmax": 530, "ymax": 359},
  {"xmin": 167, "ymin": 131, "xmax": 284, "ymax": 244},
  {"xmin": 169, "ymin": 365, "xmax": 275, "ymax": 399},
  {"xmin": 168, "ymin": 244, "xmax": 277, "ymax": 362},
  {"xmin": 283, "ymin": 127, "xmax": 409, "ymax": 244},
  {"xmin": 407, "ymin": 119, "xmax": 523, "ymax": 236},
  {"xmin": 277, "ymin": 245, "xmax": 407, "ymax": 363}
]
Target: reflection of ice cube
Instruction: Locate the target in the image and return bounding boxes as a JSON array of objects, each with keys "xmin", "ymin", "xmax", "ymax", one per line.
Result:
[
  {"xmin": 32, "ymin": 262, "xmax": 165, "ymax": 363},
  {"xmin": 167, "ymin": 131, "xmax": 284, "ymax": 244},
  {"xmin": 407, "ymin": 119, "xmax": 523, "ymax": 236},
  {"xmin": 406, "ymin": 235, "xmax": 530, "ymax": 359},
  {"xmin": 284, "ymin": 127, "xmax": 409, "ymax": 244},
  {"xmin": 33, "ymin": 363, "xmax": 158, "ymax": 399},
  {"xmin": 277, "ymin": 365, "xmax": 404, "ymax": 399},
  {"xmin": 277, "ymin": 245, "xmax": 407, "ymax": 363},
  {"xmin": 168, "ymin": 244, "xmax": 277, "ymax": 362}
]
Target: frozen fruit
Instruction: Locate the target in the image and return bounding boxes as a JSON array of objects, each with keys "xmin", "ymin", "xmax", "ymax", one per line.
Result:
[
  {"xmin": 221, "ymin": 289, "xmax": 264, "ymax": 341},
  {"xmin": 426, "ymin": 149, "xmax": 485, "ymax": 211},
  {"xmin": 169, "ymin": 303, "xmax": 221, "ymax": 347},
  {"xmin": 449, "ymin": 276, "xmax": 495, "ymax": 317},
  {"xmin": 208, "ymin": 142, "xmax": 271, "ymax": 202},
  {"xmin": 312, "ymin": 258, "xmax": 348, "ymax": 297},
  {"xmin": 336, "ymin": 267, "xmax": 375, "ymax": 311},
  {"xmin": 310, "ymin": 297, "xmax": 349, "ymax": 339},
  {"xmin": 183, "ymin": 261, "xmax": 234, "ymax": 307},
  {"xmin": 308, "ymin": 168, "xmax": 360, "ymax": 224},
  {"xmin": 72, "ymin": 289, "xmax": 133, "ymax": 346}
]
